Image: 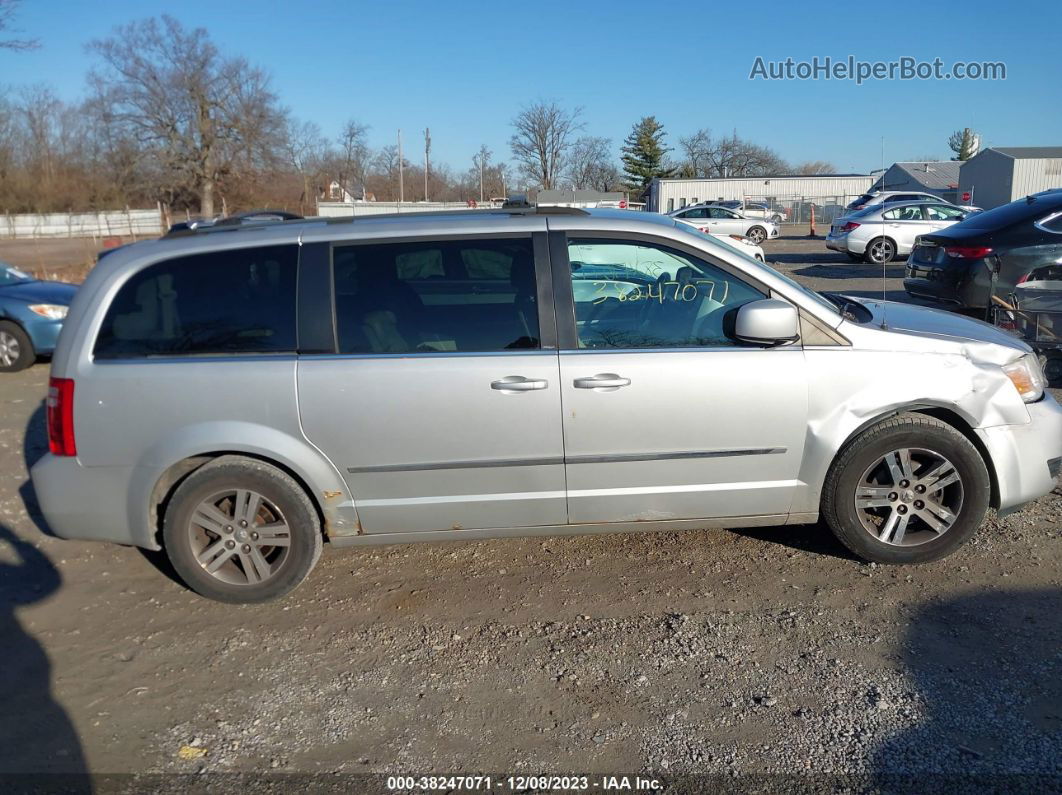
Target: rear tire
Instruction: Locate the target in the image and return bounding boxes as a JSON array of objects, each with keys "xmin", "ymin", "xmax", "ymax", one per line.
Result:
[
  {"xmin": 162, "ymin": 456, "xmax": 323, "ymax": 603},
  {"xmin": 0, "ymin": 321, "xmax": 35, "ymax": 372},
  {"xmin": 863, "ymin": 237, "xmax": 896, "ymax": 264},
  {"xmin": 822, "ymin": 413, "xmax": 990, "ymax": 564}
]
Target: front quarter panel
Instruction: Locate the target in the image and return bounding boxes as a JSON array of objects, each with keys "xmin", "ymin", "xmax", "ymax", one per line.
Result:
[{"xmin": 793, "ymin": 340, "xmax": 1030, "ymax": 513}]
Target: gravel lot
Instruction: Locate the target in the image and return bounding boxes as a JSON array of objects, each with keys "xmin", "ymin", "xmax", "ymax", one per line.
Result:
[{"xmin": 0, "ymin": 233, "xmax": 1059, "ymax": 790}]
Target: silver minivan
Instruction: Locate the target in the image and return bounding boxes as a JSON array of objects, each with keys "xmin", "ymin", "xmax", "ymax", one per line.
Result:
[{"xmin": 31, "ymin": 208, "xmax": 1062, "ymax": 602}]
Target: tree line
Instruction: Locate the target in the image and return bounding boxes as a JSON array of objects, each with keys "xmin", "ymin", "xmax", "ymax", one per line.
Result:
[{"xmin": 0, "ymin": 11, "xmax": 838, "ymax": 217}]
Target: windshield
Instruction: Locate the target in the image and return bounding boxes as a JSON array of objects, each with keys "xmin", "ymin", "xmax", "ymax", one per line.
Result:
[
  {"xmin": 673, "ymin": 221, "xmax": 841, "ymax": 316},
  {"xmin": 848, "ymin": 194, "xmax": 875, "ymax": 209},
  {"xmin": 0, "ymin": 264, "xmax": 34, "ymax": 286}
]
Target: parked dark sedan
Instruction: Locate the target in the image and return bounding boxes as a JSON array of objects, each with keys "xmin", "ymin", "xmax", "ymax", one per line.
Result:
[
  {"xmin": 904, "ymin": 189, "xmax": 1062, "ymax": 312},
  {"xmin": 0, "ymin": 263, "xmax": 78, "ymax": 372}
]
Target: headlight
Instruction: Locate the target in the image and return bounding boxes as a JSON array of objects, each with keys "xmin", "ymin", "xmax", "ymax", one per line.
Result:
[
  {"xmin": 1002, "ymin": 354, "xmax": 1046, "ymax": 403},
  {"xmin": 28, "ymin": 304, "xmax": 68, "ymax": 320}
]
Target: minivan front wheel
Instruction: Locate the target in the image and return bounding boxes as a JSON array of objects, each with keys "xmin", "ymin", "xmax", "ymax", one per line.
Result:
[
  {"xmin": 163, "ymin": 456, "xmax": 323, "ymax": 603},
  {"xmin": 822, "ymin": 414, "xmax": 990, "ymax": 564}
]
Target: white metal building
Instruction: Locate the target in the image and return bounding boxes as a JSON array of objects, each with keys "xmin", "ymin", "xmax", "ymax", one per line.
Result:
[
  {"xmin": 646, "ymin": 174, "xmax": 875, "ymax": 216},
  {"xmin": 958, "ymin": 147, "xmax": 1062, "ymax": 209}
]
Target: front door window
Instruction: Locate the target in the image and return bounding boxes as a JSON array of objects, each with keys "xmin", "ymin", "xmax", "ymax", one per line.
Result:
[{"xmin": 567, "ymin": 238, "xmax": 765, "ymax": 349}]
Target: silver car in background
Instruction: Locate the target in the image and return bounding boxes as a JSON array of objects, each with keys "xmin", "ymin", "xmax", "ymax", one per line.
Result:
[
  {"xmin": 826, "ymin": 201, "xmax": 970, "ymax": 263},
  {"xmin": 30, "ymin": 207, "xmax": 1062, "ymax": 602},
  {"xmin": 669, "ymin": 203, "xmax": 780, "ymax": 244}
]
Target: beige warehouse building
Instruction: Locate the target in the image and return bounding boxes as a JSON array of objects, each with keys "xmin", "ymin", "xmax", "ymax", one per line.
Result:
[{"xmin": 959, "ymin": 147, "xmax": 1062, "ymax": 209}]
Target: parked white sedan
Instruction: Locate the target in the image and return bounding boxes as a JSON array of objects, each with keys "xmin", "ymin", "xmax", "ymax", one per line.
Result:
[
  {"xmin": 669, "ymin": 204, "xmax": 780, "ymax": 244},
  {"xmin": 826, "ymin": 201, "xmax": 969, "ymax": 264}
]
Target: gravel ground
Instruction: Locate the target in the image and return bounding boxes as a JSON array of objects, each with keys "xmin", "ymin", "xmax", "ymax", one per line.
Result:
[{"xmin": 0, "ymin": 235, "xmax": 1060, "ymax": 791}]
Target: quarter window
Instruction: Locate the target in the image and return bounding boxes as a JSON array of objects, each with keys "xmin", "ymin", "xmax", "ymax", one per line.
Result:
[
  {"xmin": 94, "ymin": 245, "xmax": 298, "ymax": 359},
  {"xmin": 332, "ymin": 237, "xmax": 540, "ymax": 354},
  {"xmin": 1038, "ymin": 212, "xmax": 1062, "ymax": 234},
  {"xmin": 924, "ymin": 205, "xmax": 965, "ymax": 221},
  {"xmin": 567, "ymin": 238, "xmax": 765, "ymax": 349}
]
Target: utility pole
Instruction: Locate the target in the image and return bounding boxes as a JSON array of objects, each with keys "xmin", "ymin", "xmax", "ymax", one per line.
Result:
[
  {"xmin": 397, "ymin": 129, "xmax": 404, "ymax": 204},
  {"xmin": 424, "ymin": 128, "xmax": 431, "ymax": 202},
  {"xmin": 479, "ymin": 156, "xmax": 485, "ymax": 204}
]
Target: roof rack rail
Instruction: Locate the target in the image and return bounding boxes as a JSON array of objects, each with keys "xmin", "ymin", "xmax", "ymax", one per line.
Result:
[
  {"xmin": 164, "ymin": 209, "xmax": 307, "ymax": 237},
  {"xmin": 164, "ymin": 203, "xmax": 589, "ymax": 238}
]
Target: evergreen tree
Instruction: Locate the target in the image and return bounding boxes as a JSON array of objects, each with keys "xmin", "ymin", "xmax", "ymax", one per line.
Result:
[
  {"xmin": 621, "ymin": 116, "xmax": 674, "ymax": 192},
  {"xmin": 947, "ymin": 128, "xmax": 981, "ymax": 161}
]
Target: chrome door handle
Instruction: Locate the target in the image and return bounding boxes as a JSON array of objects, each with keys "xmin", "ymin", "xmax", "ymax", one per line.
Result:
[
  {"xmin": 491, "ymin": 376, "xmax": 548, "ymax": 392},
  {"xmin": 573, "ymin": 373, "xmax": 631, "ymax": 390}
]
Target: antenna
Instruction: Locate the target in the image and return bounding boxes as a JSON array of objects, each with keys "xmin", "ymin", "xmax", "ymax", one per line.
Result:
[{"xmin": 879, "ymin": 136, "xmax": 888, "ymax": 330}]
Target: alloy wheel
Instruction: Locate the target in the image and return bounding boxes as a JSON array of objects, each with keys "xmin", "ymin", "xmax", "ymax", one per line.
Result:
[
  {"xmin": 0, "ymin": 330, "xmax": 20, "ymax": 368},
  {"xmin": 869, "ymin": 239, "xmax": 894, "ymax": 263},
  {"xmin": 187, "ymin": 489, "xmax": 292, "ymax": 586},
  {"xmin": 854, "ymin": 447, "xmax": 964, "ymax": 546}
]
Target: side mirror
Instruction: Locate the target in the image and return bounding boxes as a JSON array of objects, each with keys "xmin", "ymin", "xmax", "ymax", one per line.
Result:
[{"xmin": 733, "ymin": 299, "xmax": 799, "ymax": 346}]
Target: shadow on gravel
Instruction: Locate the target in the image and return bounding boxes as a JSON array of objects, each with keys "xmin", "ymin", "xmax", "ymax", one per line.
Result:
[
  {"xmin": 873, "ymin": 588, "xmax": 1062, "ymax": 792},
  {"xmin": 18, "ymin": 403, "xmax": 55, "ymax": 540},
  {"xmin": 728, "ymin": 521, "xmax": 860, "ymax": 562},
  {"xmin": 0, "ymin": 523, "xmax": 89, "ymax": 788}
]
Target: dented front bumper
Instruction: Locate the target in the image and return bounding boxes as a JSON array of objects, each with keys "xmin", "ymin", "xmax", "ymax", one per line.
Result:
[{"xmin": 976, "ymin": 391, "xmax": 1062, "ymax": 513}]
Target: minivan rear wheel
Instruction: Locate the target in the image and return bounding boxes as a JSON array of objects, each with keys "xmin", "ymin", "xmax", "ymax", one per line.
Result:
[
  {"xmin": 162, "ymin": 456, "xmax": 323, "ymax": 603},
  {"xmin": 821, "ymin": 414, "xmax": 990, "ymax": 564}
]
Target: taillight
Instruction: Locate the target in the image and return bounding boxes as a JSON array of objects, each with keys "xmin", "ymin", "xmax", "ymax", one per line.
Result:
[
  {"xmin": 1016, "ymin": 273, "xmax": 1030, "ymax": 284},
  {"xmin": 843, "ymin": 222, "xmax": 861, "ymax": 232},
  {"xmin": 853, "ymin": 204, "xmax": 865, "ymax": 210},
  {"xmin": 944, "ymin": 245, "xmax": 993, "ymax": 259},
  {"xmin": 47, "ymin": 377, "xmax": 76, "ymax": 456}
]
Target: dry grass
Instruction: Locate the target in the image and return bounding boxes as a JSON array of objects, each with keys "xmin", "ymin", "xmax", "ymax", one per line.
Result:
[{"xmin": 0, "ymin": 235, "xmax": 139, "ymax": 284}]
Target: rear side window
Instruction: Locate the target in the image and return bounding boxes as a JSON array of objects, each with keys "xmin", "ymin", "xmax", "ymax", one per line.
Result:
[
  {"xmin": 332, "ymin": 237, "xmax": 539, "ymax": 354},
  {"xmin": 1038, "ymin": 212, "xmax": 1062, "ymax": 234},
  {"xmin": 94, "ymin": 245, "xmax": 298, "ymax": 359}
]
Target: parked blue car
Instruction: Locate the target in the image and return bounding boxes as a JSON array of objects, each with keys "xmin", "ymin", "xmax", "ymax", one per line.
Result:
[{"xmin": 0, "ymin": 263, "xmax": 78, "ymax": 372}]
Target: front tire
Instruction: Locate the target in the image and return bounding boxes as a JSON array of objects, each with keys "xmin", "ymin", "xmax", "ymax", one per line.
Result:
[
  {"xmin": 0, "ymin": 321, "xmax": 35, "ymax": 372},
  {"xmin": 746, "ymin": 226, "xmax": 767, "ymax": 244},
  {"xmin": 821, "ymin": 414, "xmax": 990, "ymax": 564},
  {"xmin": 162, "ymin": 456, "xmax": 323, "ymax": 603}
]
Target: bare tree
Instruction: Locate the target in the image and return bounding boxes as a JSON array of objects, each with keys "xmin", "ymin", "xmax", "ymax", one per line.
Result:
[
  {"xmin": 677, "ymin": 129, "xmax": 786, "ymax": 178},
  {"xmin": 337, "ymin": 119, "xmax": 370, "ymax": 192},
  {"xmin": 285, "ymin": 118, "xmax": 326, "ymax": 212},
  {"xmin": 88, "ymin": 15, "xmax": 286, "ymax": 216},
  {"xmin": 566, "ymin": 136, "xmax": 619, "ymax": 191},
  {"xmin": 509, "ymin": 101, "xmax": 583, "ymax": 190},
  {"xmin": 678, "ymin": 129, "xmax": 714, "ymax": 177},
  {"xmin": 0, "ymin": 0, "xmax": 37, "ymax": 50},
  {"xmin": 791, "ymin": 160, "xmax": 837, "ymax": 175},
  {"xmin": 368, "ymin": 145, "xmax": 410, "ymax": 201}
]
